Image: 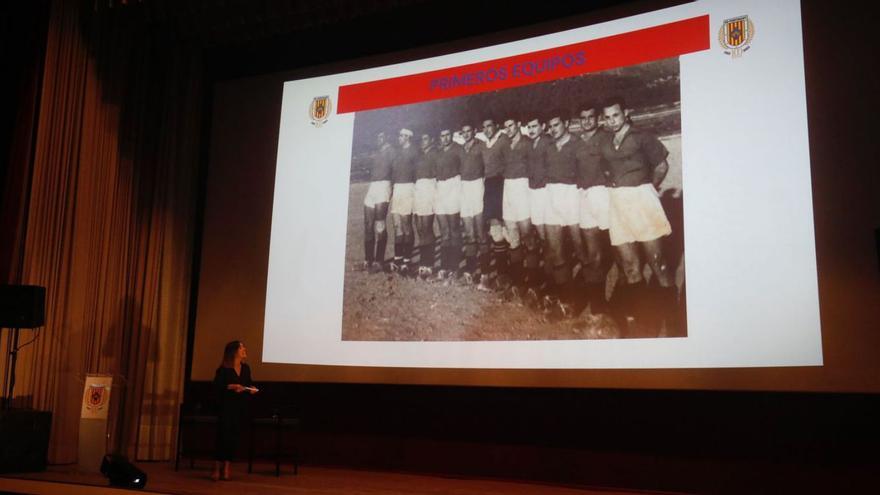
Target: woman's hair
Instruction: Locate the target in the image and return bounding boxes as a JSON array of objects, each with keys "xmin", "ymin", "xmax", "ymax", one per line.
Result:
[{"xmin": 221, "ymin": 340, "xmax": 242, "ymax": 367}]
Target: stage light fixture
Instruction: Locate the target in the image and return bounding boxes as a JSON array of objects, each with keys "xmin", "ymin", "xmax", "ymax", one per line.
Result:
[{"xmin": 100, "ymin": 453, "xmax": 147, "ymax": 489}]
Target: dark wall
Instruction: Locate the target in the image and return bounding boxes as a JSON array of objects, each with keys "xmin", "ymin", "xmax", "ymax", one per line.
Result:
[
  {"xmin": 184, "ymin": 1, "xmax": 880, "ymax": 493},
  {"xmin": 186, "ymin": 381, "xmax": 879, "ymax": 493}
]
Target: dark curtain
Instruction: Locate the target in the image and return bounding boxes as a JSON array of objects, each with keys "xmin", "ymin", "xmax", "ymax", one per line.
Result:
[{"xmin": 1, "ymin": 0, "xmax": 203, "ymax": 462}]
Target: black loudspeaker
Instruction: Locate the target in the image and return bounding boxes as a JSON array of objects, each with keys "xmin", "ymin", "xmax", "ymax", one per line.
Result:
[
  {"xmin": 0, "ymin": 410, "xmax": 51, "ymax": 473},
  {"xmin": 876, "ymin": 227, "xmax": 880, "ymax": 273},
  {"xmin": 100, "ymin": 454, "xmax": 147, "ymax": 489},
  {"xmin": 0, "ymin": 285, "xmax": 45, "ymax": 328}
]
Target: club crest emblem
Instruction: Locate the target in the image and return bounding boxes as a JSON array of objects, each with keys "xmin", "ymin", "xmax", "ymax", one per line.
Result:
[
  {"xmin": 87, "ymin": 384, "xmax": 107, "ymax": 409},
  {"xmin": 718, "ymin": 15, "xmax": 755, "ymax": 58},
  {"xmin": 309, "ymin": 96, "xmax": 331, "ymax": 127}
]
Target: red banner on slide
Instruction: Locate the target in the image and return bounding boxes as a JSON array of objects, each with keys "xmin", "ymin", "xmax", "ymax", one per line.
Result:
[{"xmin": 337, "ymin": 15, "xmax": 709, "ymax": 114}]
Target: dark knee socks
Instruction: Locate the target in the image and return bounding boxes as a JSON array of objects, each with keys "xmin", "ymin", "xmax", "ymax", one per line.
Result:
[
  {"xmin": 492, "ymin": 241, "xmax": 509, "ymax": 277},
  {"xmin": 508, "ymin": 246, "xmax": 524, "ymax": 285},
  {"xmin": 374, "ymin": 231, "xmax": 387, "ymax": 264},
  {"xmin": 364, "ymin": 231, "xmax": 375, "ymax": 263},
  {"xmin": 419, "ymin": 241, "xmax": 435, "ymax": 268},
  {"xmin": 464, "ymin": 242, "xmax": 478, "ymax": 274}
]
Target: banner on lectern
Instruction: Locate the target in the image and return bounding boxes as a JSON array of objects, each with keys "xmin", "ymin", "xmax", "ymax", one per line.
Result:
[{"xmin": 80, "ymin": 375, "xmax": 113, "ymax": 420}]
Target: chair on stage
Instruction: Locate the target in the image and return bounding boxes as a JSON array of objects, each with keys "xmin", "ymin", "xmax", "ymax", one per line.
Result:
[
  {"xmin": 248, "ymin": 405, "xmax": 300, "ymax": 476},
  {"xmin": 174, "ymin": 402, "xmax": 217, "ymax": 471}
]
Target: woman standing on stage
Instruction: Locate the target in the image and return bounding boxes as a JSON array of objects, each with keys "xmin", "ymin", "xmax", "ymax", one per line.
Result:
[{"xmin": 211, "ymin": 340, "xmax": 258, "ymax": 481}]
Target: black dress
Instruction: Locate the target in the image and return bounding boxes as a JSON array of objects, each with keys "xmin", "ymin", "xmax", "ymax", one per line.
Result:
[{"xmin": 212, "ymin": 363, "xmax": 253, "ymax": 461}]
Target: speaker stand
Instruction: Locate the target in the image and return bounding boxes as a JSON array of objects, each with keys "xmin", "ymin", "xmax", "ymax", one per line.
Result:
[{"xmin": 3, "ymin": 328, "xmax": 21, "ymax": 410}]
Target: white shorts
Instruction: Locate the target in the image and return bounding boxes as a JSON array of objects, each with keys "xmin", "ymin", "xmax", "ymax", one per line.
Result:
[
  {"xmin": 578, "ymin": 185, "xmax": 610, "ymax": 230},
  {"xmin": 363, "ymin": 180, "xmax": 391, "ymax": 208},
  {"xmin": 529, "ymin": 187, "xmax": 548, "ymax": 226},
  {"xmin": 414, "ymin": 178, "xmax": 437, "ymax": 216},
  {"xmin": 608, "ymin": 184, "xmax": 672, "ymax": 246},
  {"xmin": 460, "ymin": 178, "xmax": 484, "ymax": 218},
  {"xmin": 434, "ymin": 176, "xmax": 461, "ymax": 215},
  {"xmin": 544, "ymin": 183, "xmax": 579, "ymax": 226},
  {"xmin": 390, "ymin": 182, "xmax": 414, "ymax": 216},
  {"xmin": 502, "ymin": 178, "xmax": 531, "ymax": 223}
]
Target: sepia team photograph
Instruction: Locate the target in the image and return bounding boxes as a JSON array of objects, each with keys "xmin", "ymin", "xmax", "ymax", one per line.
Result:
[{"xmin": 341, "ymin": 57, "xmax": 687, "ymax": 342}]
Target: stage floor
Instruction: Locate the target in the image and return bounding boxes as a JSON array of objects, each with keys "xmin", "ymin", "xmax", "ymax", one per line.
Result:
[{"xmin": 0, "ymin": 462, "xmax": 681, "ymax": 495}]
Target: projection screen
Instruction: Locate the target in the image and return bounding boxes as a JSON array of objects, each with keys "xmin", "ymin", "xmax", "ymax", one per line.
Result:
[{"xmin": 259, "ymin": 0, "xmax": 822, "ymax": 370}]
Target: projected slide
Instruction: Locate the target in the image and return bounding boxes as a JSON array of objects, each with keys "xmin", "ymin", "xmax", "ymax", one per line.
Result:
[
  {"xmin": 263, "ymin": 0, "xmax": 822, "ymax": 369},
  {"xmin": 345, "ymin": 57, "xmax": 684, "ymax": 343}
]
